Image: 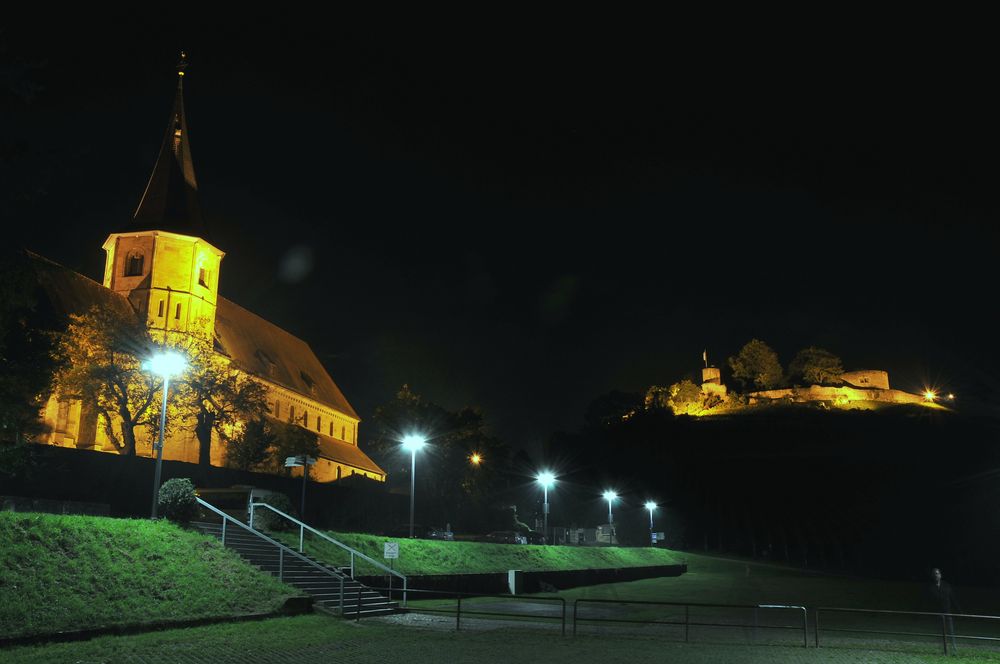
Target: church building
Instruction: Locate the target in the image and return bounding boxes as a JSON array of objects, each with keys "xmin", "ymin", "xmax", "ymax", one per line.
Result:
[{"xmin": 28, "ymin": 55, "xmax": 386, "ymax": 483}]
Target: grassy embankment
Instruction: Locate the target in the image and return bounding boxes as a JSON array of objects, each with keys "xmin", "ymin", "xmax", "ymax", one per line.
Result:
[
  {"xmin": 269, "ymin": 529, "xmax": 684, "ymax": 576},
  {"xmin": 0, "ymin": 512, "xmax": 303, "ymax": 639}
]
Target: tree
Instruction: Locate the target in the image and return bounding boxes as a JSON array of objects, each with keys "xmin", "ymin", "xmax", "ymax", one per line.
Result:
[
  {"xmin": 224, "ymin": 417, "xmax": 275, "ymax": 471},
  {"xmin": 788, "ymin": 347, "xmax": 844, "ymax": 386},
  {"xmin": 668, "ymin": 379, "xmax": 704, "ymax": 415},
  {"xmin": 728, "ymin": 339, "xmax": 783, "ymax": 390},
  {"xmin": 369, "ymin": 385, "xmax": 510, "ymax": 526},
  {"xmin": 51, "ymin": 305, "xmax": 160, "ymax": 456},
  {"xmin": 0, "ymin": 252, "xmax": 55, "ymax": 443},
  {"xmin": 584, "ymin": 390, "xmax": 643, "ymax": 428},
  {"xmin": 161, "ymin": 325, "xmax": 269, "ymax": 468}
]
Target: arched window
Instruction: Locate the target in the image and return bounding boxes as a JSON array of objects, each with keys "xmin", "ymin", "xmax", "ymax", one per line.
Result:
[
  {"xmin": 289, "ymin": 406, "xmax": 295, "ymax": 422},
  {"xmin": 316, "ymin": 416, "xmax": 322, "ymax": 433},
  {"xmin": 329, "ymin": 421, "xmax": 333, "ymax": 437},
  {"xmin": 341, "ymin": 425, "xmax": 346, "ymax": 440},
  {"xmin": 336, "ymin": 466, "xmax": 342, "ymax": 481},
  {"xmin": 274, "ymin": 400, "xmax": 281, "ymax": 419},
  {"xmin": 303, "ymin": 411, "xmax": 308, "ymax": 428},
  {"xmin": 124, "ymin": 251, "xmax": 144, "ymax": 277}
]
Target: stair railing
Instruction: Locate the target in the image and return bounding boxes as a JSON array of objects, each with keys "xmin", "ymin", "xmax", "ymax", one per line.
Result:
[
  {"xmin": 197, "ymin": 497, "xmax": 345, "ymax": 587},
  {"xmin": 249, "ymin": 501, "xmax": 408, "ymax": 606}
]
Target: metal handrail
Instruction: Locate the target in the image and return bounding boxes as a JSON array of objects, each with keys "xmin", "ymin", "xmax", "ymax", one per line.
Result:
[
  {"xmin": 815, "ymin": 606, "xmax": 1000, "ymax": 655},
  {"xmin": 196, "ymin": 497, "xmax": 346, "ymax": 586},
  {"xmin": 573, "ymin": 598, "xmax": 808, "ymax": 647},
  {"xmin": 248, "ymin": 501, "xmax": 407, "ymax": 605}
]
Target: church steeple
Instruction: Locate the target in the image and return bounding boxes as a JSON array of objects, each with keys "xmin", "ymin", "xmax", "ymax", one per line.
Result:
[{"xmin": 132, "ymin": 52, "xmax": 204, "ymax": 234}]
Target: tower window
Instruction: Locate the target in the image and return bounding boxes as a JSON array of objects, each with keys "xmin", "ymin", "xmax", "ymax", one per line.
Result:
[
  {"xmin": 329, "ymin": 422, "xmax": 333, "ymax": 437},
  {"xmin": 274, "ymin": 400, "xmax": 281, "ymax": 419},
  {"xmin": 124, "ymin": 252, "xmax": 144, "ymax": 277},
  {"xmin": 289, "ymin": 406, "xmax": 295, "ymax": 422},
  {"xmin": 302, "ymin": 411, "xmax": 308, "ymax": 428},
  {"xmin": 157, "ymin": 300, "xmax": 164, "ymax": 317},
  {"xmin": 316, "ymin": 416, "xmax": 322, "ymax": 432},
  {"xmin": 174, "ymin": 303, "xmax": 182, "ymax": 320},
  {"xmin": 198, "ymin": 267, "xmax": 209, "ymax": 288},
  {"xmin": 341, "ymin": 425, "xmax": 346, "ymax": 440}
]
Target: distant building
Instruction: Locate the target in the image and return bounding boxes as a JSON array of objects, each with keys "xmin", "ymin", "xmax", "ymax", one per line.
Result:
[
  {"xmin": 749, "ymin": 369, "xmax": 926, "ymax": 407},
  {"xmin": 27, "ymin": 56, "xmax": 385, "ymax": 483}
]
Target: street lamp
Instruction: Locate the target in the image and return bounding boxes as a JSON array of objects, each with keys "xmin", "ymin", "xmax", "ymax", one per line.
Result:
[
  {"xmin": 536, "ymin": 471, "xmax": 556, "ymax": 544},
  {"xmin": 402, "ymin": 434, "xmax": 427, "ymax": 538},
  {"xmin": 603, "ymin": 490, "xmax": 617, "ymax": 543},
  {"xmin": 144, "ymin": 350, "xmax": 187, "ymax": 519},
  {"xmin": 645, "ymin": 501, "xmax": 657, "ymax": 545},
  {"xmin": 470, "ymin": 452, "xmax": 482, "ymax": 466}
]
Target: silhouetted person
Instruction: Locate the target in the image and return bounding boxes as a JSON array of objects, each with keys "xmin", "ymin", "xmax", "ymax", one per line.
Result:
[{"xmin": 928, "ymin": 567, "xmax": 960, "ymax": 653}]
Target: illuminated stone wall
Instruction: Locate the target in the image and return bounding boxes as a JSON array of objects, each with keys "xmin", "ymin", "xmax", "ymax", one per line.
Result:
[
  {"xmin": 840, "ymin": 370, "xmax": 890, "ymax": 390},
  {"xmin": 749, "ymin": 385, "xmax": 925, "ymax": 406}
]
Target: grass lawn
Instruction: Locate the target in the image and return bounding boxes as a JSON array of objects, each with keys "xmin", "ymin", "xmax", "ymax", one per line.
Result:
[
  {"xmin": 3, "ymin": 614, "xmax": 999, "ymax": 664},
  {"xmin": 0, "ymin": 512, "xmax": 302, "ymax": 639},
  {"xmin": 267, "ymin": 528, "xmax": 684, "ymax": 576}
]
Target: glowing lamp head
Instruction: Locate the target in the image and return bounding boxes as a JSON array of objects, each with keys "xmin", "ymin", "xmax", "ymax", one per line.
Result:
[
  {"xmin": 536, "ymin": 471, "xmax": 556, "ymax": 488},
  {"xmin": 924, "ymin": 390, "xmax": 937, "ymax": 402},
  {"xmin": 603, "ymin": 490, "xmax": 618, "ymax": 503},
  {"xmin": 144, "ymin": 350, "xmax": 187, "ymax": 378},
  {"xmin": 470, "ymin": 452, "xmax": 482, "ymax": 465},
  {"xmin": 401, "ymin": 434, "xmax": 427, "ymax": 453},
  {"xmin": 645, "ymin": 501, "xmax": 657, "ymax": 512}
]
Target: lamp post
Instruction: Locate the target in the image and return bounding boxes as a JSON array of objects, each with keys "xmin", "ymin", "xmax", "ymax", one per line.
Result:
[
  {"xmin": 603, "ymin": 490, "xmax": 617, "ymax": 544},
  {"xmin": 645, "ymin": 501, "xmax": 657, "ymax": 546},
  {"xmin": 536, "ymin": 471, "xmax": 556, "ymax": 544},
  {"xmin": 144, "ymin": 350, "xmax": 187, "ymax": 519},
  {"xmin": 402, "ymin": 434, "xmax": 427, "ymax": 538}
]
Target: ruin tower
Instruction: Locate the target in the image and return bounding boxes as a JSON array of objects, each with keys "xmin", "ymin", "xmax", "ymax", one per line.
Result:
[{"xmin": 701, "ymin": 352, "xmax": 728, "ymax": 397}]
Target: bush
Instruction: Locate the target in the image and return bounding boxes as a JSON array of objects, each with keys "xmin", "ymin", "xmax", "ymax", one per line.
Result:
[
  {"xmin": 157, "ymin": 478, "xmax": 199, "ymax": 523},
  {"xmin": 255, "ymin": 492, "xmax": 297, "ymax": 531}
]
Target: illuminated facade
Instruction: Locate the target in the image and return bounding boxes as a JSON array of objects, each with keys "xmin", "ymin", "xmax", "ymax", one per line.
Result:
[{"xmin": 34, "ymin": 55, "xmax": 385, "ymax": 483}]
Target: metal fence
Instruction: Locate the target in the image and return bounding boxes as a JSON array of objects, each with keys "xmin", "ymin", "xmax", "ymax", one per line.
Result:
[
  {"xmin": 573, "ymin": 599, "xmax": 808, "ymax": 647},
  {"xmin": 815, "ymin": 606, "xmax": 1000, "ymax": 655},
  {"xmin": 365, "ymin": 586, "xmax": 567, "ymax": 635}
]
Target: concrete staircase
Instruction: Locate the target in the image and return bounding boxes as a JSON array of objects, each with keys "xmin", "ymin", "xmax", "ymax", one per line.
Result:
[{"xmin": 194, "ymin": 521, "xmax": 400, "ymax": 618}]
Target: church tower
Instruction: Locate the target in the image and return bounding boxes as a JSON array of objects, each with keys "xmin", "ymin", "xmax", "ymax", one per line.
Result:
[{"xmin": 102, "ymin": 53, "xmax": 224, "ymax": 340}]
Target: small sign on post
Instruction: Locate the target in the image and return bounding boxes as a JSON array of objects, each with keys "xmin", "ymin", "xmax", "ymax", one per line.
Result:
[{"xmin": 384, "ymin": 542, "xmax": 399, "ymax": 559}]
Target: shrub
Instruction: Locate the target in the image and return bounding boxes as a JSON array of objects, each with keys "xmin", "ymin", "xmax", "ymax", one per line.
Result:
[
  {"xmin": 255, "ymin": 492, "xmax": 297, "ymax": 531},
  {"xmin": 157, "ymin": 478, "xmax": 199, "ymax": 523}
]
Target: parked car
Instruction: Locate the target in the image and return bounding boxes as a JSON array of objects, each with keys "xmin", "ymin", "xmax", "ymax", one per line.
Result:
[
  {"xmin": 523, "ymin": 530, "xmax": 546, "ymax": 545},
  {"xmin": 385, "ymin": 524, "xmax": 454, "ymax": 540},
  {"xmin": 481, "ymin": 530, "xmax": 527, "ymax": 544}
]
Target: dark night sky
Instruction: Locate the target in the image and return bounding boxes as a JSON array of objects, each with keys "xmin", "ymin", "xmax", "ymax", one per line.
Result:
[{"xmin": 4, "ymin": 22, "xmax": 998, "ymax": 451}]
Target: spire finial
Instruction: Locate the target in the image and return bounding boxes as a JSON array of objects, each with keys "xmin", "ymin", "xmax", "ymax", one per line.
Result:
[{"xmin": 176, "ymin": 51, "xmax": 188, "ymax": 79}]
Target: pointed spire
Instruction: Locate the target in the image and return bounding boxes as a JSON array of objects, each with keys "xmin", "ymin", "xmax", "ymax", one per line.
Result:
[{"xmin": 131, "ymin": 51, "xmax": 204, "ymax": 235}]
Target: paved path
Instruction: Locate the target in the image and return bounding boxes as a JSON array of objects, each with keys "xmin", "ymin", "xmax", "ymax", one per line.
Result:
[{"xmin": 1, "ymin": 614, "xmax": 993, "ymax": 664}]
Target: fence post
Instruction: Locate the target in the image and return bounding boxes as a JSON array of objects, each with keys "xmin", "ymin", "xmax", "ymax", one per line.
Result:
[
  {"xmin": 221, "ymin": 518, "xmax": 227, "ymax": 546},
  {"xmin": 941, "ymin": 614, "xmax": 949, "ymax": 655},
  {"xmin": 685, "ymin": 604, "xmax": 690, "ymax": 642},
  {"xmin": 248, "ymin": 502, "xmax": 254, "ymax": 529},
  {"xmin": 561, "ymin": 599, "xmax": 566, "ymax": 637},
  {"xmin": 299, "ymin": 523, "xmax": 304, "ymax": 553},
  {"xmin": 456, "ymin": 594, "xmax": 462, "ymax": 631},
  {"xmin": 340, "ymin": 576, "xmax": 345, "ymax": 613},
  {"xmin": 801, "ymin": 608, "xmax": 808, "ymax": 648},
  {"xmin": 814, "ymin": 609, "xmax": 820, "ymax": 647},
  {"xmin": 573, "ymin": 600, "xmax": 579, "ymax": 637},
  {"xmin": 403, "ymin": 578, "xmax": 408, "ymax": 608},
  {"xmin": 351, "ymin": 552, "xmax": 355, "ymax": 579},
  {"xmin": 357, "ymin": 585, "xmax": 363, "ymax": 621},
  {"xmin": 279, "ymin": 547, "xmax": 284, "ymax": 581}
]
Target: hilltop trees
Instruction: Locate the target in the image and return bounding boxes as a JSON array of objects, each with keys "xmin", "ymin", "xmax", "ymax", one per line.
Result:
[
  {"xmin": 728, "ymin": 339, "xmax": 783, "ymax": 390},
  {"xmin": 788, "ymin": 347, "xmax": 844, "ymax": 386}
]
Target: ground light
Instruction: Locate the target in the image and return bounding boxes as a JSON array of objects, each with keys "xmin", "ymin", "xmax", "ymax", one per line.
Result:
[
  {"xmin": 402, "ymin": 434, "xmax": 427, "ymax": 538},
  {"xmin": 924, "ymin": 390, "xmax": 937, "ymax": 402},
  {"xmin": 645, "ymin": 501, "xmax": 657, "ymax": 545},
  {"xmin": 603, "ymin": 490, "xmax": 618, "ymax": 542},
  {"xmin": 470, "ymin": 452, "xmax": 482, "ymax": 466},
  {"xmin": 536, "ymin": 471, "xmax": 556, "ymax": 544},
  {"xmin": 143, "ymin": 350, "xmax": 187, "ymax": 519}
]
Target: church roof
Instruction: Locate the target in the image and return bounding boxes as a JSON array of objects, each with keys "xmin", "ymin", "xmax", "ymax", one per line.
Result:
[
  {"xmin": 131, "ymin": 53, "xmax": 204, "ymax": 236},
  {"xmin": 22, "ymin": 251, "xmax": 360, "ymax": 422},
  {"xmin": 316, "ymin": 434, "xmax": 386, "ymax": 476},
  {"xmin": 214, "ymin": 297, "xmax": 360, "ymax": 420}
]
